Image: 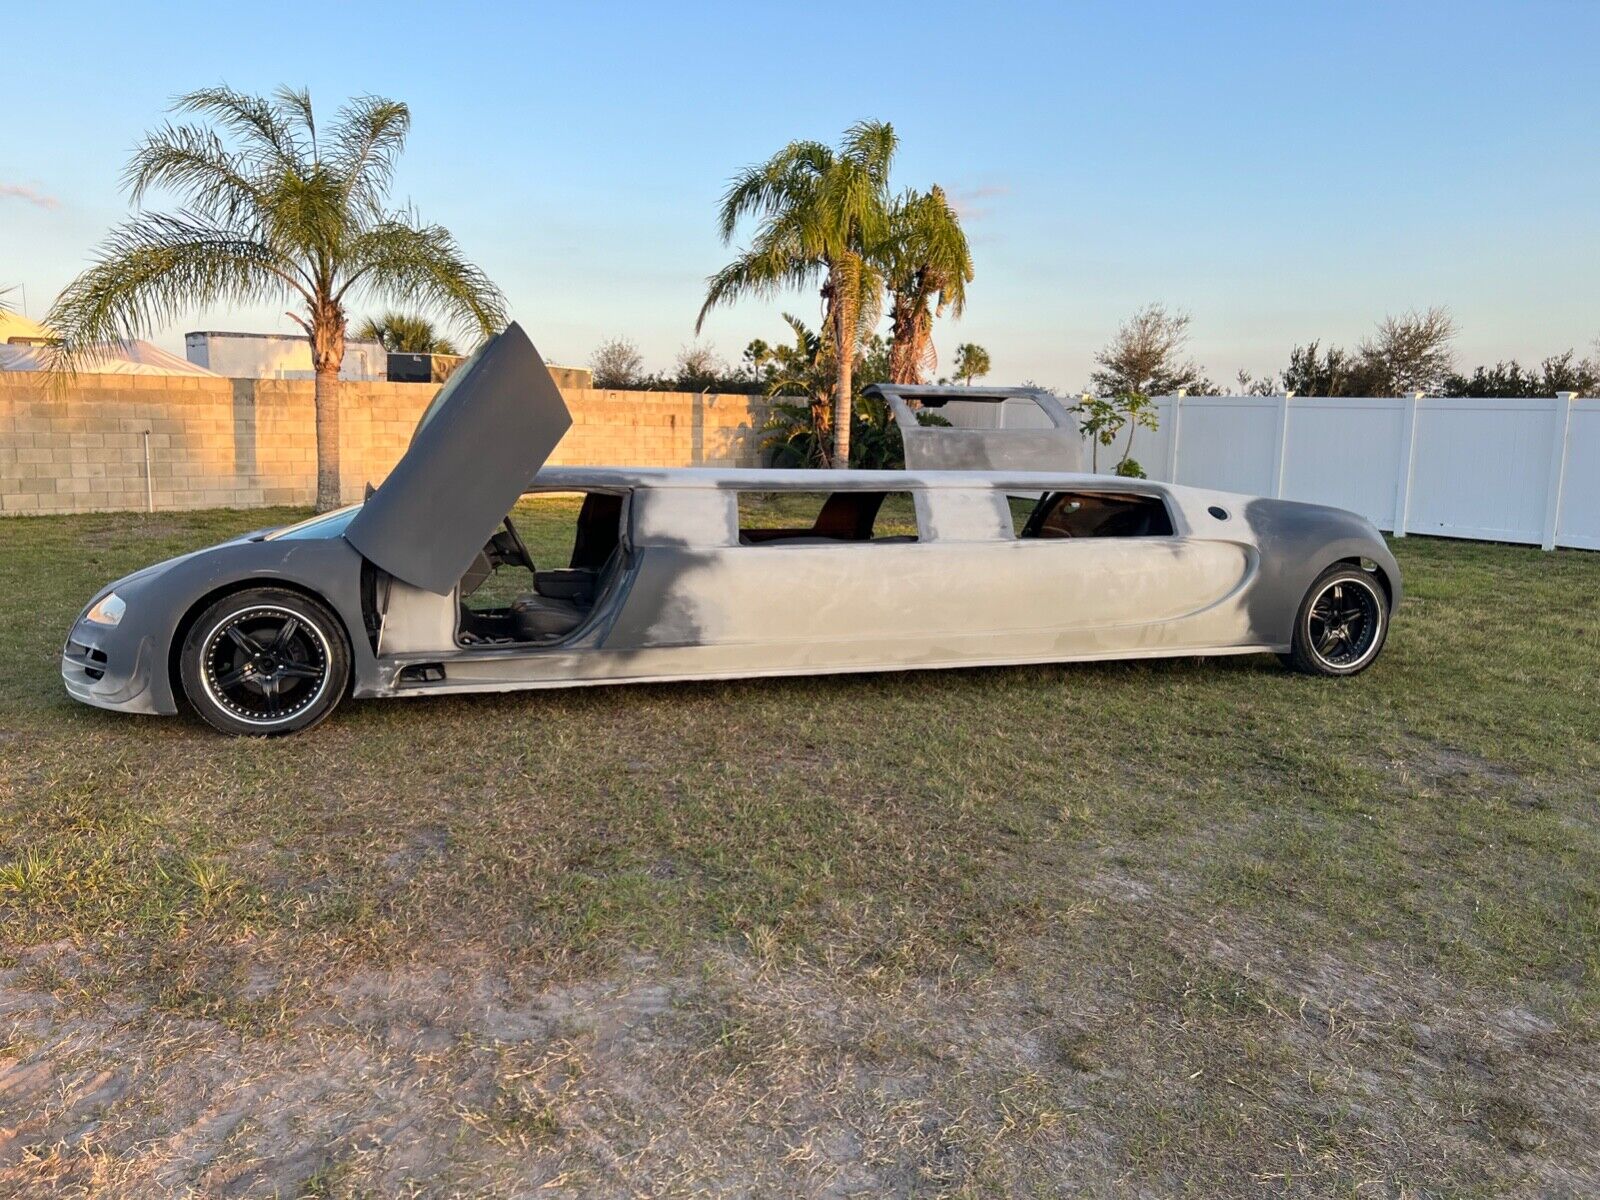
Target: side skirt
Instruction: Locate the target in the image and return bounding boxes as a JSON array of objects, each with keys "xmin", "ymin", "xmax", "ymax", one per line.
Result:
[{"xmin": 364, "ymin": 643, "xmax": 1285, "ymax": 700}]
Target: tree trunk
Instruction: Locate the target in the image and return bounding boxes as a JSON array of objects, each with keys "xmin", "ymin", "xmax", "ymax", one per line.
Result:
[
  {"xmin": 313, "ymin": 366, "xmax": 341, "ymax": 511},
  {"xmin": 310, "ymin": 302, "xmax": 347, "ymax": 512},
  {"xmin": 888, "ymin": 293, "xmax": 916, "ymax": 385},
  {"xmin": 887, "ymin": 274, "xmax": 934, "ymax": 386},
  {"xmin": 831, "ymin": 265, "xmax": 855, "ymax": 470},
  {"xmin": 810, "ymin": 395, "xmax": 833, "ymax": 469}
]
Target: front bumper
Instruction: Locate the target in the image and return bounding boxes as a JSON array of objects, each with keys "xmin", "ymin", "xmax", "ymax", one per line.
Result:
[{"xmin": 61, "ymin": 622, "xmax": 165, "ymax": 715}]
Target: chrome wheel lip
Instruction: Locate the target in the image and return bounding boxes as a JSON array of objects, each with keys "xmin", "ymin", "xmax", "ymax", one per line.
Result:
[
  {"xmin": 1305, "ymin": 575, "xmax": 1384, "ymax": 671},
  {"xmin": 198, "ymin": 604, "xmax": 332, "ymax": 727}
]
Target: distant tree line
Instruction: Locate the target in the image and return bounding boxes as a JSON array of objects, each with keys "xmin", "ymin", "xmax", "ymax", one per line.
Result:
[
  {"xmin": 587, "ymin": 335, "xmax": 772, "ymax": 394},
  {"xmin": 1164, "ymin": 305, "xmax": 1597, "ymax": 400},
  {"xmin": 1066, "ymin": 303, "xmax": 1597, "ymax": 478}
]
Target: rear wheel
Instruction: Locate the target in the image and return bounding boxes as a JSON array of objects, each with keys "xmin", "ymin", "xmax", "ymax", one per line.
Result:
[
  {"xmin": 179, "ymin": 587, "xmax": 350, "ymax": 735},
  {"xmin": 1281, "ymin": 565, "xmax": 1389, "ymax": 676}
]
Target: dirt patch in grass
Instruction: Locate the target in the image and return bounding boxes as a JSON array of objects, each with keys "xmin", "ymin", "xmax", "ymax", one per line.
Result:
[
  {"xmin": 1367, "ymin": 733, "xmax": 1526, "ymax": 792},
  {"xmin": 5, "ymin": 927, "xmax": 1599, "ymax": 1198}
]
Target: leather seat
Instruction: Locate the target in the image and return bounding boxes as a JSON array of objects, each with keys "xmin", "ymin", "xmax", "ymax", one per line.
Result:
[{"xmin": 510, "ymin": 593, "xmax": 587, "ymax": 640}]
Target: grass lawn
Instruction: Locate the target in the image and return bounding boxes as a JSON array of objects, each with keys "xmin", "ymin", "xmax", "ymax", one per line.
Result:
[{"xmin": 1, "ymin": 499, "xmax": 1598, "ymax": 1197}]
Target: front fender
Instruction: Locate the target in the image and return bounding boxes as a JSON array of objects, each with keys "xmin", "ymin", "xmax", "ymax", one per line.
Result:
[{"xmin": 64, "ymin": 537, "xmax": 372, "ymax": 716}]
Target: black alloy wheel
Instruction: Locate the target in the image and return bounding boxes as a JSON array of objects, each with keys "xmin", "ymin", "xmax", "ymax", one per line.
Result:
[{"xmin": 180, "ymin": 587, "xmax": 350, "ymax": 735}]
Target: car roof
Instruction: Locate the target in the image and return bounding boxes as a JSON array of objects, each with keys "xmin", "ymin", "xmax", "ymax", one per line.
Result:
[{"xmin": 531, "ymin": 465, "xmax": 1174, "ymax": 492}]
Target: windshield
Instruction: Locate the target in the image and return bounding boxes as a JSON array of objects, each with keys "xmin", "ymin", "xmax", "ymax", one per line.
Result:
[{"xmin": 264, "ymin": 504, "xmax": 362, "ymax": 541}]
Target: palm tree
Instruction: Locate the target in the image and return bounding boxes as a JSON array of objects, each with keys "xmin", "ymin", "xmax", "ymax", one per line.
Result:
[
  {"xmin": 883, "ymin": 186, "xmax": 972, "ymax": 385},
  {"xmin": 356, "ymin": 310, "xmax": 458, "ymax": 355},
  {"xmin": 751, "ymin": 313, "xmax": 836, "ymax": 466},
  {"xmin": 697, "ymin": 120, "xmax": 896, "ymax": 468},
  {"xmin": 953, "ymin": 343, "xmax": 991, "ymax": 386},
  {"xmin": 48, "ymin": 86, "xmax": 505, "ymax": 510}
]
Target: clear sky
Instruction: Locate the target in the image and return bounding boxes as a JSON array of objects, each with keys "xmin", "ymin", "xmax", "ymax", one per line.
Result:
[{"xmin": 4, "ymin": 0, "xmax": 1598, "ymax": 390}]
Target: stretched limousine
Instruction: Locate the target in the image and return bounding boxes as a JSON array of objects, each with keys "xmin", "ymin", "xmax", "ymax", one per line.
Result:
[{"xmin": 63, "ymin": 324, "xmax": 1400, "ymax": 735}]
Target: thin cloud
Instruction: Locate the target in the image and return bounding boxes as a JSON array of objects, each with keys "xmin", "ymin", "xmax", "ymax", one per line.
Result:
[
  {"xmin": 949, "ymin": 183, "xmax": 1010, "ymax": 223},
  {"xmin": 0, "ymin": 183, "xmax": 60, "ymax": 210}
]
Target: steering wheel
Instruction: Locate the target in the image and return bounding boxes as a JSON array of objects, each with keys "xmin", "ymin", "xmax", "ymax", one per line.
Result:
[{"xmin": 501, "ymin": 512, "xmax": 536, "ymax": 572}]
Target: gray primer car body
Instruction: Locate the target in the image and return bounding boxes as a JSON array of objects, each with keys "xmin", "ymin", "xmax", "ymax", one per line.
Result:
[
  {"xmin": 62, "ymin": 326, "xmax": 1401, "ymax": 721},
  {"xmin": 865, "ymin": 382, "xmax": 1086, "ymax": 472}
]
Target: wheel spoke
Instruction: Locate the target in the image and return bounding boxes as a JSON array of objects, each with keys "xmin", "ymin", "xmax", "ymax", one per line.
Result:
[
  {"xmin": 270, "ymin": 616, "xmax": 300, "ymax": 653},
  {"xmin": 215, "ymin": 664, "xmax": 250, "ymax": 690},
  {"xmin": 277, "ymin": 662, "xmax": 321, "ymax": 679},
  {"xmin": 225, "ymin": 626, "xmax": 262, "ymax": 655}
]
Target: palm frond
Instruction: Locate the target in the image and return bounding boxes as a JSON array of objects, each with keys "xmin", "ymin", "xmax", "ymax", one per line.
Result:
[
  {"xmin": 339, "ymin": 218, "xmax": 506, "ymax": 340},
  {"xmin": 356, "ymin": 309, "xmax": 457, "ymax": 355},
  {"xmin": 124, "ymin": 123, "xmax": 265, "ymax": 223},
  {"xmin": 695, "ymin": 232, "xmax": 819, "ymax": 333},
  {"xmin": 273, "ymin": 86, "xmax": 319, "ymax": 159},
  {"xmin": 330, "ymin": 95, "xmax": 411, "ymax": 216},
  {"xmin": 174, "ymin": 86, "xmax": 302, "ymax": 173},
  {"xmin": 258, "ymin": 167, "xmax": 348, "ymax": 277},
  {"xmin": 715, "ymin": 140, "xmax": 830, "ymax": 241},
  {"xmin": 839, "ymin": 120, "xmax": 897, "ymax": 188},
  {"xmin": 46, "ymin": 211, "xmax": 301, "ymax": 371},
  {"xmin": 780, "ymin": 312, "xmax": 820, "ymax": 358}
]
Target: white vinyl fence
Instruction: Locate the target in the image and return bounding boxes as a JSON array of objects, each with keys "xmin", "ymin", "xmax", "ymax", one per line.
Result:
[{"xmin": 1083, "ymin": 392, "xmax": 1598, "ymax": 551}]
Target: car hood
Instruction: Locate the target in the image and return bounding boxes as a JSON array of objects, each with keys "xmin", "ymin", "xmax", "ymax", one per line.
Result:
[
  {"xmin": 79, "ymin": 542, "xmax": 224, "ymax": 615},
  {"xmin": 343, "ymin": 322, "xmax": 571, "ymax": 594}
]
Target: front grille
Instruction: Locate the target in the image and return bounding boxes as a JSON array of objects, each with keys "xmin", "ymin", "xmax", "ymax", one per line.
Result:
[{"xmin": 66, "ymin": 640, "xmax": 109, "ymax": 681}]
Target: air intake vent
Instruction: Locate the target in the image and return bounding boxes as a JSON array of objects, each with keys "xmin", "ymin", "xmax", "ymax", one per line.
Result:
[{"xmin": 67, "ymin": 641, "xmax": 109, "ymax": 681}]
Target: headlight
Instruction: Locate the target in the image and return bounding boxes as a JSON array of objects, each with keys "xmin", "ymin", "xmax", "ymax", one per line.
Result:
[{"xmin": 85, "ymin": 592, "xmax": 126, "ymax": 626}]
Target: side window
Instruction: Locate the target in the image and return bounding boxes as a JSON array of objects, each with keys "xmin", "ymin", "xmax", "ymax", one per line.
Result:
[
  {"xmin": 923, "ymin": 394, "xmax": 1056, "ymax": 430},
  {"xmin": 736, "ymin": 491, "xmax": 919, "ymax": 545},
  {"xmin": 1013, "ymin": 491, "xmax": 1174, "ymax": 539}
]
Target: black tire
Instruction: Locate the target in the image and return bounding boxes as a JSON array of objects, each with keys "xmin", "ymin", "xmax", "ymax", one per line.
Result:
[
  {"xmin": 1280, "ymin": 564, "xmax": 1390, "ymax": 677},
  {"xmin": 179, "ymin": 587, "xmax": 351, "ymax": 735}
]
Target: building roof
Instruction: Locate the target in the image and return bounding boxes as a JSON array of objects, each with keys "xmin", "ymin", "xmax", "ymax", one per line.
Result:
[
  {"xmin": 0, "ymin": 310, "xmax": 55, "ymax": 344},
  {"xmin": 0, "ymin": 339, "xmax": 219, "ymax": 376}
]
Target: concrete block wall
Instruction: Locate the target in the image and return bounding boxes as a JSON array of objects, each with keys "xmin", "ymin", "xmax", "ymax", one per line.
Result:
[{"xmin": 0, "ymin": 374, "xmax": 772, "ymax": 515}]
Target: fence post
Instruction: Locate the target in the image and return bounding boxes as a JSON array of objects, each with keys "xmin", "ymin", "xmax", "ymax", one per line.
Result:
[
  {"xmin": 1542, "ymin": 392, "xmax": 1577, "ymax": 551},
  {"xmin": 1391, "ymin": 392, "xmax": 1422, "ymax": 537},
  {"xmin": 1272, "ymin": 392, "xmax": 1292, "ymax": 498},
  {"xmin": 1165, "ymin": 390, "xmax": 1184, "ymax": 482}
]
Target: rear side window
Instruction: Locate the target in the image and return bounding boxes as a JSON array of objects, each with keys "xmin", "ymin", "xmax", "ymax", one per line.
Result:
[
  {"xmin": 920, "ymin": 393, "xmax": 1056, "ymax": 430},
  {"xmin": 1014, "ymin": 491, "xmax": 1173, "ymax": 539},
  {"xmin": 737, "ymin": 491, "xmax": 919, "ymax": 545}
]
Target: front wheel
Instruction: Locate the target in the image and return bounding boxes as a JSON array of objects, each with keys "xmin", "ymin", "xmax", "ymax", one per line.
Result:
[
  {"xmin": 179, "ymin": 587, "xmax": 351, "ymax": 735},
  {"xmin": 1280, "ymin": 565, "xmax": 1389, "ymax": 677}
]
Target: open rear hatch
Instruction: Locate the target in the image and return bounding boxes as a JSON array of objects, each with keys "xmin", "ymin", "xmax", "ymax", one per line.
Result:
[
  {"xmin": 864, "ymin": 383, "xmax": 1085, "ymax": 473},
  {"xmin": 344, "ymin": 323, "xmax": 572, "ymax": 595}
]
